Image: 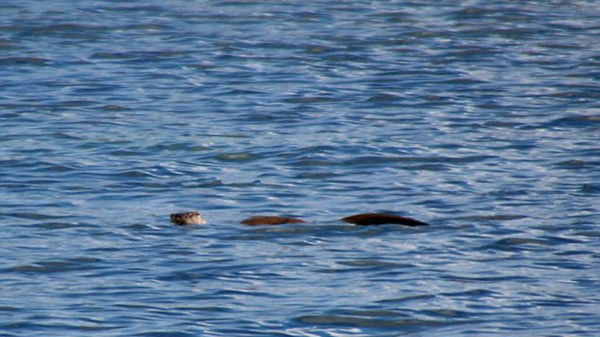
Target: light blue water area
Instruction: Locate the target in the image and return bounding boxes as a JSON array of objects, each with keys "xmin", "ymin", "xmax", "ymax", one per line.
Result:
[{"xmin": 1, "ymin": 1, "xmax": 600, "ymax": 336}]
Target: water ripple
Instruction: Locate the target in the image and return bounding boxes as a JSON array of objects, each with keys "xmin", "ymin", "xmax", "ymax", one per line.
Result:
[{"xmin": 1, "ymin": 1, "xmax": 600, "ymax": 336}]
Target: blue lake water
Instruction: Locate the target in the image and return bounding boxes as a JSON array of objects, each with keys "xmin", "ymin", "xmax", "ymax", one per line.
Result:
[{"xmin": 1, "ymin": 1, "xmax": 600, "ymax": 336}]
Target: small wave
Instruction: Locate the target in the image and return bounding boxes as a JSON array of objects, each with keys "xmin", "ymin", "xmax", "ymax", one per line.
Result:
[
  {"xmin": 548, "ymin": 115, "xmax": 600, "ymax": 128},
  {"xmin": 454, "ymin": 214, "xmax": 528, "ymax": 222},
  {"xmin": 37, "ymin": 222, "xmax": 80, "ymax": 230},
  {"xmin": 6, "ymin": 212, "xmax": 64, "ymax": 220},
  {"xmin": 441, "ymin": 274, "xmax": 533, "ymax": 283},
  {"xmin": 0, "ymin": 57, "xmax": 51, "ymax": 65},
  {"xmin": 216, "ymin": 152, "xmax": 259, "ymax": 161},
  {"xmin": 91, "ymin": 52, "xmax": 137, "ymax": 60},
  {"xmin": 344, "ymin": 155, "xmax": 494, "ymax": 166},
  {"xmin": 482, "ymin": 237, "xmax": 550, "ymax": 252},
  {"xmin": 580, "ymin": 183, "xmax": 600, "ymax": 194},
  {"xmin": 553, "ymin": 160, "xmax": 592, "ymax": 170},
  {"xmin": 284, "ymin": 96, "xmax": 339, "ymax": 104},
  {"xmin": 296, "ymin": 314, "xmax": 473, "ymax": 329},
  {"xmin": 364, "ymin": 93, "xmax": 401, "ymax": 102},
  {"xmin": 8, "ymin": 257, "xmax": 105, "ymax": 274}
]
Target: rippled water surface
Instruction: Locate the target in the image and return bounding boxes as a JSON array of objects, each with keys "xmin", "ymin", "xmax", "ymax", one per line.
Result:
[{"xmin": 2, "ymin": 1, "xmax": 600, "ymax": 336}]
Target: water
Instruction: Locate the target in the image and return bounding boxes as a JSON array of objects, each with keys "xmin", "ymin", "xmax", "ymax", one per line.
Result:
[{"xmin": 1, "ymin": 1, "xmax": 600, "ymax": 336}]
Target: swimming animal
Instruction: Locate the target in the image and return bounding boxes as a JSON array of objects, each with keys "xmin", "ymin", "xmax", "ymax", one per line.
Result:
[
  {"xmin": 169, "ymin": 212, "xmax": 428, "ymax": 227},
  {"xmin": 241, "ymin": 216, "xmax": 306, "ymax": 226},
  {"xmin": 170, "ymin": 212, "xmax": 207, "ymax": 225},
  {"xmin": 341, "ymin": 213, "xmax": 429, "ymax": 227}
]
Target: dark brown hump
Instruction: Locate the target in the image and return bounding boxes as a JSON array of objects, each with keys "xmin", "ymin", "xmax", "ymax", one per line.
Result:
[
  {"xmin": 341, "ymin": 213, "xmax": 429, "ymax": 227},
  {"xmin": 241, "ymin": 216, "xmax": 306, "ymax": 226}
]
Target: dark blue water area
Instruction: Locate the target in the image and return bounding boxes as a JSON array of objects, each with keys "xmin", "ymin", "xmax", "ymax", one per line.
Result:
[{"xmin": 1, "ymin": 0, "xmax": 600, "ymax": 336}]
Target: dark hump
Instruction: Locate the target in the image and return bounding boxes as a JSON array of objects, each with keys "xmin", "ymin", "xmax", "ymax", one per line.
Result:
[
  {"xmin": 341, "ymin": 213, "xmax": 429, "ymax": 227},
  {"xmin": 241, "ymin": 216, "xmax": 306, "ymax": 226}
]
